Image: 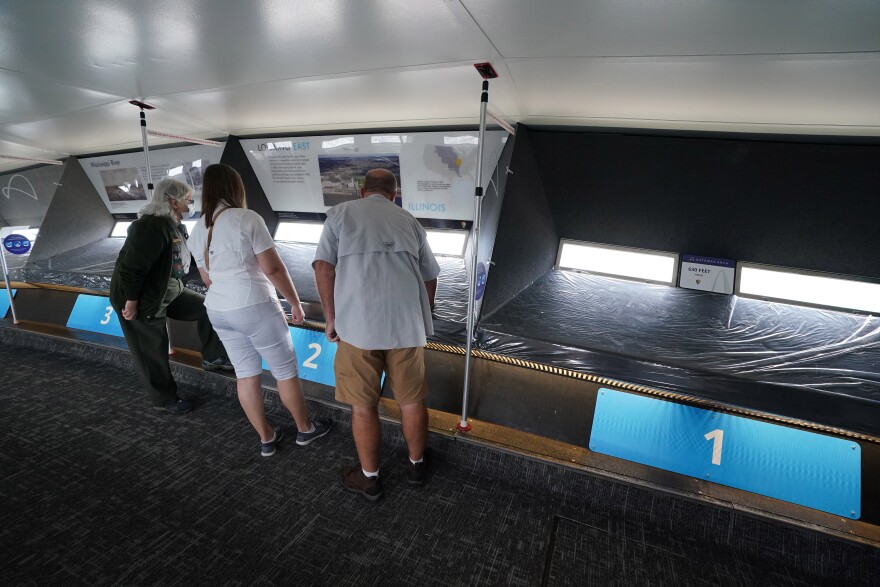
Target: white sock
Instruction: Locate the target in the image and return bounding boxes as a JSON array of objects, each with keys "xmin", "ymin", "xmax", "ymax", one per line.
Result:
[
  {"xmin": 362, "ymin": 468, "xmax": 379, "ymax": 479},
  {"xmin": 302, "ymin": 423, "xmax": 315, "ymax": 434},
  {"xmin": 263, "ymin": 431, "xmax": 276, "ymax": 444},
  {"xmin": 409, "ymin": 457, "xmax": 423, "ymax": 465}
]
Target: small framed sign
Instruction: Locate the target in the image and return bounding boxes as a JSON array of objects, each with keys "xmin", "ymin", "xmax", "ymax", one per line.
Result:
[{"xmin": 679, "ymin": 254, "xmax": 736, "ymax": 294}]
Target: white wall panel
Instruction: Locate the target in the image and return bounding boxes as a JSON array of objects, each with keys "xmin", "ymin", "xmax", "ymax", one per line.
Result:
[
  {"xmin": 508, "ymin": 55, "xmax": 880, "ymax": 133},
  {"xmin": 464, "ymin": 0, "xmax": 880, "ymax": 57}
]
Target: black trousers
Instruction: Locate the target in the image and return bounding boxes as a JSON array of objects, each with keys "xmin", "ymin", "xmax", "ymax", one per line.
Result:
[{"xmin": 114, "ymin": 288, "xmax": 226, "ymax": 407}]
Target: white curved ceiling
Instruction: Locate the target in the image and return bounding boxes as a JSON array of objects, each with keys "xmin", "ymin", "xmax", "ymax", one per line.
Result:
[{"xmin": 1, "ymin": 0, "xmax": 878, "ymax": 172}]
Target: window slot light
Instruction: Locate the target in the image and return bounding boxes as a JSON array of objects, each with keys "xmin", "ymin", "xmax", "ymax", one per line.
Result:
[
  {"xmin": 737, "ymin": 263, "xmax": 880, "ymax": 314},
  {"xmin": 557, "ymin": 240, "xmax": 678, "ymax": 286},
  {"xmin": 111, "ymin": 221, "xmax": 133, "ymax": 238},
  {"xmin": 274, "ymin": 221, "xmax": 325, "ymax": 244},
  {"xmin": 425, "ymin": 229, "xmax": 468, "ymax": 257}
]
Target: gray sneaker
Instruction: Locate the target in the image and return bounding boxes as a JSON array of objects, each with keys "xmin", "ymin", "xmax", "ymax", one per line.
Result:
[
  {"xmin": 296, "ymin": 419, "xmax": 332, "ymax": 446},
  {"xmin": 261, "ymin": 428, "xmax": 284, "ymax": 457},
  {"xmin": 202, "ymin": 356, "xmax": 235, "ymax": 371}
]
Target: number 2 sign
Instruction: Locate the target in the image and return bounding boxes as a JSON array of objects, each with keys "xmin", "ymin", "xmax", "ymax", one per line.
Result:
[{"xmin": 261, "ymin": 326, "xmax": 338, "ymax": 387}]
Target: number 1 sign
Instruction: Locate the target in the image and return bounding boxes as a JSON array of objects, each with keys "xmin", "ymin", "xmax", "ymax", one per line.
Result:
[{"xmin": 589, "ymin": 388, "xmax": 861, "ymax": 518}]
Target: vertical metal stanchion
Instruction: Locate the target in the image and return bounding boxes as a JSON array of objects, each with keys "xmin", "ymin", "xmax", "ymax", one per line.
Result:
[
  {"xmin": 0, "ymin": 242, "xmax": 20, "ymax": 324},
  {"xmin": 137, "ymin": 109, "xmax": 154, "ymax": 198},
  {"xmin": 458, "ymin": 65, "xmax": 496, "ymax": 433},
  {"xmin": 131, "ymin": 102, "xmax": 175, "ymax": 353}
]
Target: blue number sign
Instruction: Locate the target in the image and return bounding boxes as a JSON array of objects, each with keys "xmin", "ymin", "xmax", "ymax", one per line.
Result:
[
  {"xmin": 590, "ymin": 388, "xmax": 861, "ymax": 518},
  {"xmin": 0, "ymin": 289, "xmax": 15, "ymax": 318},
  {"xmin": 66, "ymin": 294, "xmax": 124, "ymax": 337},
  {"xmin": 262, "ymin": 326, "xmax": 338, "ymax": 386}
]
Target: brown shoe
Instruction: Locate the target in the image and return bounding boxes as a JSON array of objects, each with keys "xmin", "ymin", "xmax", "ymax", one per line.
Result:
[{"xmin": 340, "ymin": 466, "xmax": 384, "ymax": 502}]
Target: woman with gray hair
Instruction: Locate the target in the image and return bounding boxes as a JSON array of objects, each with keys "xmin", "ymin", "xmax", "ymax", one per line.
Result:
[{"xmin": 110, "ymin": 177, "xmax": 232, "ymax": 413}]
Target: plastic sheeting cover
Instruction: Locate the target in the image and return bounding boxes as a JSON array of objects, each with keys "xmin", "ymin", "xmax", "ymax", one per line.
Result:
[{"xmin": 480, "ymin": 270, "xmax": 880, "ymax": 402}]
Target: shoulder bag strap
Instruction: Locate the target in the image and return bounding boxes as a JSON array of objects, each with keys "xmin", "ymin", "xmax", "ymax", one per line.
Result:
[{"xmin": 204, "ymin": 207, "xmax": 230, "ymax": 272}]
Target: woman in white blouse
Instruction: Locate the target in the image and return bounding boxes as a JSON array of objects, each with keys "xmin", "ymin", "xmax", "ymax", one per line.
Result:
[{"xmin": 189, "ymin": 164, "xmax": 330, "ymax": 457}]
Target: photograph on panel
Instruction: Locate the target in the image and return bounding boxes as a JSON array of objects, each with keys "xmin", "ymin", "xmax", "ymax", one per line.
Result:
[
  {"xmin": 318, "ymin": 154, "xmax": 401, "ymax": 207},
  {"xmin": 165, "ymin": 159, "xmax": 211, "ymax": 196},
  {"xmin": 99, "ymin": 168, "xmax": 146, "ymax": 201}
]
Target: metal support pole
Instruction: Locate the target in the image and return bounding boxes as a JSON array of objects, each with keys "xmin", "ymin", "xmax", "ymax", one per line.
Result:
[
  {"xmin": 458, "ymin": 79, "xmax": 490, "ymax": 433},
  {"xmin": 0, "ymin": 244, "xmax": 20, "ymax": 324},
  {"xmin": 139, "ymin": 111, "xmax": 154, "ymax": 198}
]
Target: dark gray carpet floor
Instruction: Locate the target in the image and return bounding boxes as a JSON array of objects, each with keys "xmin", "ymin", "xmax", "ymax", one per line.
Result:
[{"xmin": 1, "ymin": 334, "xmax": 878, "ymax": 586}]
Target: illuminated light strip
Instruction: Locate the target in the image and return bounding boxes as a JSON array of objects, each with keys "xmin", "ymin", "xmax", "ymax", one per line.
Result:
[
  {"xmin": 0, "ymin": 154, "xmax": 63, "ymax": 165},
  {"xmin": 557, "ymin": 240, "xmax": 678, "ymax": 286},
  {"xmin": 425, "ymin": 229, "xmax": 468, "ymax": 257},
  {"xmin": 274, "ymin": 221, "xmax": 324, "ymax": 244},
  {"xmin": 111, "ymin": 221, "xmax": 132, "ymax": 238},
  {"xmin": 146, "ymin": 130, "xmax": 223, "ymax": 147},
  {"xmin": 737, "ymin": 263, "xmax": 880, "ymax": 314},
  {"xmin": 113, "ymin": 219, "xmax": 195, "ymax": 238}
]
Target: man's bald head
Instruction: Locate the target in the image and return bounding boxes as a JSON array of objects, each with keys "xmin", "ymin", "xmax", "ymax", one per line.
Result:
[{"xmin": 361, "ymin": 168, "xmax": 398, "ymax": 201}]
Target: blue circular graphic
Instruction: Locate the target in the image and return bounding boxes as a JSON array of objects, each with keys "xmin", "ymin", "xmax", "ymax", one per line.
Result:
[
  {"xmin": 3, "ymin": 234, "xmax": 32, "ymax": 255},
  {"xmin": 475, "ymin": 262, "xmax": 487, "ymax": 301}
]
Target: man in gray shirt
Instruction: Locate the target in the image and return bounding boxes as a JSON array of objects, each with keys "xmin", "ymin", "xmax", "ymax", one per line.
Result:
[{"xmin": 313, "ymin": 168, "xmax": 440, "ymax": 502}]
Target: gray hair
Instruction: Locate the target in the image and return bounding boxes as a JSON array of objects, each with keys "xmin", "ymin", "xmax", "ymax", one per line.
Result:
[{"xmin": 138, "ymin": 178, "xmax": 192, "ymax": 218}]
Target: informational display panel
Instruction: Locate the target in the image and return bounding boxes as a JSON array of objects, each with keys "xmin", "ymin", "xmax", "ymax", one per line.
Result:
[
  {"xmin": 79, "ymin": 143, "xmax": 225, "ymax": 215},
  {"xmin": 240, "ymin": 131, "xmax": 506, "ymax": 220},
  {"xmin": 0, "ymin": 164, "xmax": 65, "ymax": 229},
  {"xmin": 590, "ymin": 388, "xmax": 861, "ymax": 518}
]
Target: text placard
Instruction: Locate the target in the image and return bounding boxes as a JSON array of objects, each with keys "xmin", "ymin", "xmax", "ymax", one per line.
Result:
[{"xmin": 679, "ymin": 254, "xmax": 736, "ymax": 294}]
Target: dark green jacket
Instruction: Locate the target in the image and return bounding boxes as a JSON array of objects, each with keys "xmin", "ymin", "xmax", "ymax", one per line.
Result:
[{"xmin": 110, "ymin": 214, "xmax": 178, "ymax": 319}]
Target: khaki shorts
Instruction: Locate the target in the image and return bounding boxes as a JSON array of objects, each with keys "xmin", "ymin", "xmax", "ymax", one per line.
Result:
[{"xmin": 334, "ymin": 340, "xmax": 429, "ymax": 408}]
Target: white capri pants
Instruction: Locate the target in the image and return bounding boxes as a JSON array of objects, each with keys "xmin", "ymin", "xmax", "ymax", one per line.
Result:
[{"xmin": 207, "ymin": 300, "xmax": 299, "ymax": 380}]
